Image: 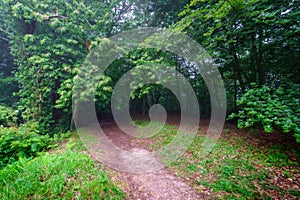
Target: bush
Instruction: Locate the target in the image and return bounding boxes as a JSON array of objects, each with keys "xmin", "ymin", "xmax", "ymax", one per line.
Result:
[
  {"xmin": 228, "ymin": 83, "xmax": 300, "ymax": 141},
  {"xmin": 0, "ymin": 104, "xmax": 18, "ymax": 127},
  {"xmin": 0, "ymin": 122, "xmax": 54, "ymax": 168}
]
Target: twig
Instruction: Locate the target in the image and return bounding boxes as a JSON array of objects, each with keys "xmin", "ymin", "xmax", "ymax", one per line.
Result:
[
  {"xmin": 107, "ymin": 2, "xmax": 132, "ymax": 36},
  {"xmin": 0, "ymin": 36, "xmax": 9, "ymax": 42},
  {"xmin": 0, "ymin": 28, "xmax": 13, "ymax": 37},
  {"xmin": 43, "ymin": 7, "xmax": 68, "ymax": 21},
  {"xmin": 43, "ymin": 15, "xmax": 68, "ymax": 21}
]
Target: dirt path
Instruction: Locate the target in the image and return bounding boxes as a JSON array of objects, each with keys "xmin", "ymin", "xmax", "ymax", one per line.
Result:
[
  {"xmin": 87, "ymin": 121, "xmax": 202, "ymax": 199},
  {"xmin": 110, "ymin": 168, "xmax": 202, "ymax": 199}
]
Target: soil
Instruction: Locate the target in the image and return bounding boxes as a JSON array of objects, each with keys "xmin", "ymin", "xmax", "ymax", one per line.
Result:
[
  {"xmin": 87, "ymin": 118, "xmax": 203, "ymax": 199},
  {"xmin": 83, "ymin": 115, "xmax": 300, "ymax": 200}
]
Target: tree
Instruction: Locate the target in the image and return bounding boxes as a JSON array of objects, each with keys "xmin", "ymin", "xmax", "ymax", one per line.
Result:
[
  {"xmin": 1, "ymin": 0, "xmax": 135, "ymax": 131},
  {"xmin": 174, "ymin": 0, "xmax": 300, "ymax": 112}
]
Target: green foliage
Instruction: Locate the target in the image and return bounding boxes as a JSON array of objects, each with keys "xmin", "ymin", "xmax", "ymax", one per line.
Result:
[
  {"xmin": 0, "ymin": 122, "xmax": 56, "ymax": 168},
  {"xmin": 0, "ymin": 77, "xmax": 18, "ymax": 107},
  {"xmin": 0, "ymin": 105, "xmax": 18, "ymax": 127},
  {"xmin": 175, "ymin": 0, "xmax": 300, "ymax": 114},
  {"xmin": 294, "ymin": 133, "xmax": 300, "ymax": 143},
  {"xmin": 0, "ymin": 151, "xmax": 124, "ymax": 199},
  {"xmin": 228, "ymin": 83, "xmax": 300, "ymax": 140},
  {"xmin": 1, "ymin": 0, "xmax": 193, "ymax": 126},
  {"xmin": 1, "ymin": 0, "xmax": 131, "ymax": 130},
  {"xmin": 131, "ymin": 0, "xmax": 189, "ymax": 28}
]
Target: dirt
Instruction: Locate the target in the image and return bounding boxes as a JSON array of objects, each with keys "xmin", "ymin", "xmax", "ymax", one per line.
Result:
[
  {"xmin": 110, "ymin": 168, "xmax": 203, "ymax": 199},
  {"xmin": 85, "ymin": 119, "xmax": 203, "ymax": 199},
  {"xmin": 104, "ymin": 122, "xmax": 203, "ymax": 199}
]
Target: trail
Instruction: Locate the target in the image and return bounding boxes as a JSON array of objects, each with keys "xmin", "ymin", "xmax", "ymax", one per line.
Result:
[
  {"xmin": 85, "ymin": 121, "xmax": 202, "ymax": 199},
  {"xmin": 110, "ymin": 168, "xmax": 202, "ymax": 199}
]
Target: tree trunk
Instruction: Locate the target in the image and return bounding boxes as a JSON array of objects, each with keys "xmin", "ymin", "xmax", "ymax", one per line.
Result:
[
  {"xmin": 257, "ymin": 29, "xmax": 264, "ymax": 85},
  {"xmin": 233, "ymin": 68, "xmax": 237, "ymax": 112},
  {"xmin": 142, "ymin": 95, "xmax": 148, "ymax": 117},
  {"xmin": 230, "ymin": 44, "xmax": 245, "ymax": 93},
  {"xmin": 252, "ymin": 30, "xmax": 264, "ymax": 85}
]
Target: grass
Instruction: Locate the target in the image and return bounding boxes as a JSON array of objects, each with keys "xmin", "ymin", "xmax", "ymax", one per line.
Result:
[
  {"xmin": 134, "ymin": 120, "xmax": 300, "ymax": 199},
  {"xmin": 0, "ymin": 134, "xmax": 125, "ymax": 200}
]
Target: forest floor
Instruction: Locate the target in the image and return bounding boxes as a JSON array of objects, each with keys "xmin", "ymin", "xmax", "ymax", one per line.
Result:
[
  {"xmin": 2, "ymin": 116, "xmax": 299, "ymax": 199},
  {"xmin": 85, "ymin": 115, "xmax": 300, "ymax": 199}
]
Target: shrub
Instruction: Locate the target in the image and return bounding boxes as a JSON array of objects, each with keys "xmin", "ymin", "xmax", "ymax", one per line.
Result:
[
  {"xmin": 0, "ymin": 122, "xmax": 53, "ymax": 168},
  {"xmin": 0, "ymin": 104, "xmax": 18, "ymax": 127},
  {"xmin": 228, "ymin": 83, "xmax": 300, "ymax": 141}
]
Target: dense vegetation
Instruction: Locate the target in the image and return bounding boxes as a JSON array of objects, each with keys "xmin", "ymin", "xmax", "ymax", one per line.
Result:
[
  {"xmin": 0, "ymin": 0, "xmax": 299, "ymax": 134},
  {"xmin": 0, "ymin": 135, "xmax": 125, "ymax": 199},
  {"xmin": 0, "ymin": 0, "xmax": 299, "ymax": 199}
]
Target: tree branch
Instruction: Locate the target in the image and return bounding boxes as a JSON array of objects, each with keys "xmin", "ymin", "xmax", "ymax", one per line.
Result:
[
  {"xmin": 107, "ymin": 2, "xmax": 132, "ymax": 36},
  {"xmin": 43, "ymin": 15, "xmax": 68, "ymax": 22},
  {"xmin": 0, "ymin": 28, "xmax": 13, "ymax": 37},
  {"xmin": 0, "ymin": 36, "xmax": 9, "ymax": 42},
  {"xmin": 42, "ymin": 7, "xmax": 68, "ymax": 21}
]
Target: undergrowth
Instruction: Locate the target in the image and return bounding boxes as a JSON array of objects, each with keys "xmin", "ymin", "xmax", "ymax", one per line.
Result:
[{"xmin": 0, "ymin": 134, "xmax": 125, "ymax": 200}]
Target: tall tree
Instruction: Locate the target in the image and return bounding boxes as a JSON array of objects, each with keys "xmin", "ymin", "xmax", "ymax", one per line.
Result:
[{"xmin": 175, "ymin": 0, "xmax": 300, "ymax": 111}]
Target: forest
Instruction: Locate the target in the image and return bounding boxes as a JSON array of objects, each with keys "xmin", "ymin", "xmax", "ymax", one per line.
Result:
[{"xmin": 0, "ymin": 0, "xmax": 299, "ymax": 199}]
